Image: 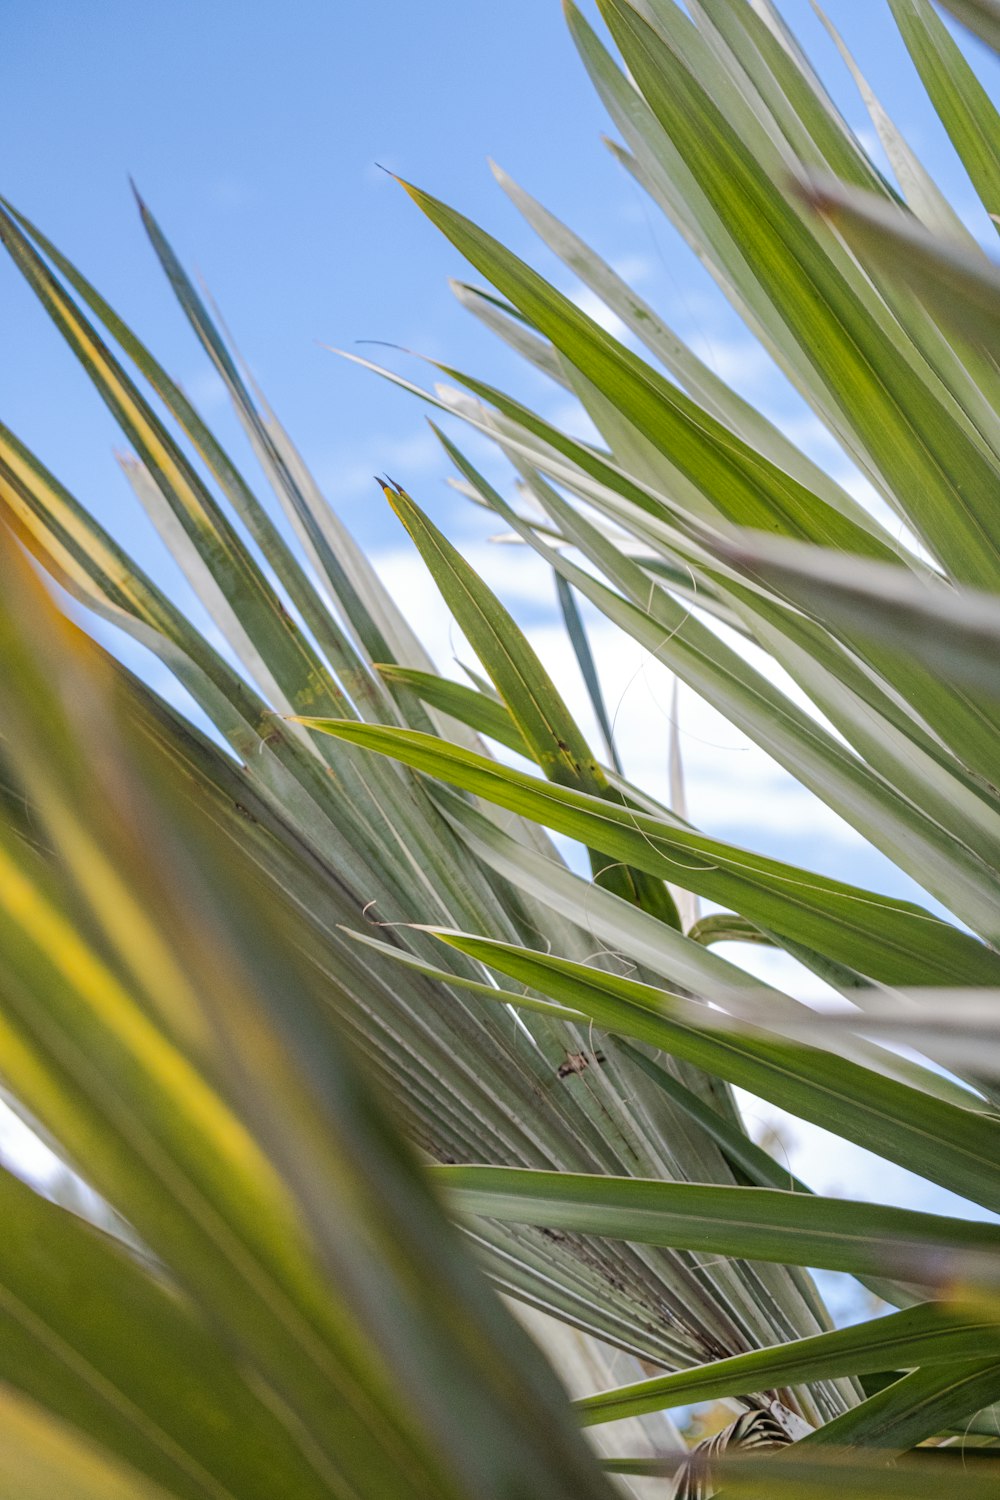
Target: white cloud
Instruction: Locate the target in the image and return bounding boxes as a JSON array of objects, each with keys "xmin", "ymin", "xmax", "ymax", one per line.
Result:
[
  {"xmin": 852, "ymin": 125, "xmax": 888, "ymax": 175},
  {"xmin": 610, "ymin": 252, "xmax": 654, "ymax": 286},
  {"xmin": 738, "ymin": 1088, "xmax": 995, "ymax": 1220},
  {"xmin": 541, "ymin": 398, "xmax": 603, "ymax": 445},
  {"xmin": 685, "ymin": 331, "xmax": 774, "ymax": 388},
  {"xmin": 374, "ymin": 535, "xmax": 556, "ymax": 632},
  {"xmin": 773, "ymin": 412, "xmax": 841, "ymax": 459},
  {"xmin": 567, "ymin": 285, "xmax": 629, "ymax": 341},
  {"xmin": 581, "ymin": 625, "xmax": 860, "ymax": 842},
  {"xmin": 557, "ymin": 257, "xmax": 655, "ymax": 346},
  {"xmin": 369, "ymin": 543, "xmax": 864, "ymax": 849}
]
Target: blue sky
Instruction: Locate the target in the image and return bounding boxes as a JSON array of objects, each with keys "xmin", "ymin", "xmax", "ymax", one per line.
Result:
[
  {"xmin": 5, "ymin": 0, "xmax": 996, "ymax": 573},
  {"xmin": 5, "ymin": 1, "xmax": 995, "ymax": 857},
  {"xmin": 4, "ymin": 0, "xmax": 998, "ymax": 897}
]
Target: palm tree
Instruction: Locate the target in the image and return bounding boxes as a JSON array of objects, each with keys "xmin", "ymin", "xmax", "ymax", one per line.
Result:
[{"xmin": 3, "ymin": 1, "xmax": 1000, "ymax": 1494}]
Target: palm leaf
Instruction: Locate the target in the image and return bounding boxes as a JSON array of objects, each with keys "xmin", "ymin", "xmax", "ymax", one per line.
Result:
[{"xmin": 10, "ymin": 0, "xmax": 1000, "ymax": 1484}]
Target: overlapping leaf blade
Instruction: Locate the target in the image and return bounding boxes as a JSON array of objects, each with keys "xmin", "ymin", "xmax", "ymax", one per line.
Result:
[
  {"xmin": 0, "ymin": 178, "xmax": 857, "ymax": 1426},
  {"xmin": 301, "ymin": 719, "xmax": 1000, "ymax": 988},
  {"xmin": 9, "ymin": 0, "xmax": 1000, "ymax": 1483},
  {"xmin": 574, "ymin": 1303, "xmax": 1000, "ymax": 1427},
  {"xmin": 0, "ymin": 521, "xmax": 620, "ymax": 1499},
  {"xmin": 435, "ymin": 1164, "xmax": 1000, "ymax": 1283}
]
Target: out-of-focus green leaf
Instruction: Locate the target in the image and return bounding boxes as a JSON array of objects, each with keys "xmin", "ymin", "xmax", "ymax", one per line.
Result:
[
  {"xmin": 649, "ymin": 985, "xmax": 1000, "ymax": 1080},
  {"xmin": 0, "ymin": 1163, "xmax": 334, "ymax": 1500},
  {"xmin": 939, "ymin": 0, "xmax": 1000, "ymax": 57},
  {"xmin": 816, "ymin": 3, "xmax": 973, "ymax": 237},
  {"xmin": 0, "ymin": 1386, "xmax": 179, "ymax": 1500},
  {"xmin": 0, "ymin": 523, "xmax": 619, "ymax": 1500},
  {"xmin": 710, "ymin": 1448, "xmax": 1000, "ymax": 1497},
  {"xmin": 718, "ymin": 529, "xmax": 1000, "ymax": 699},
  {"xmin": 798, "ymin": 173, "xmax": 1000, "ymax": 355}
]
